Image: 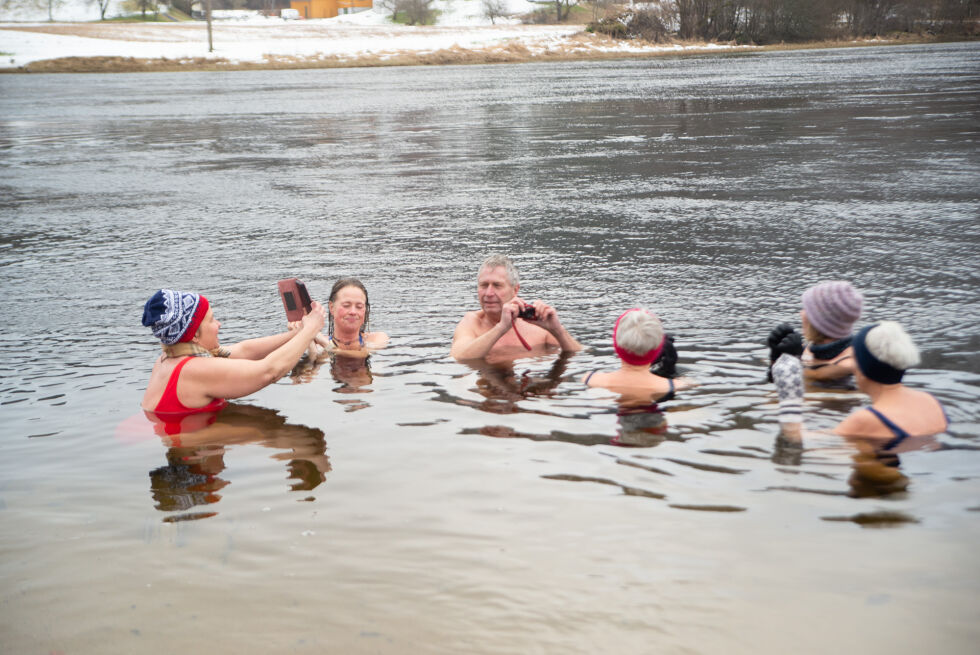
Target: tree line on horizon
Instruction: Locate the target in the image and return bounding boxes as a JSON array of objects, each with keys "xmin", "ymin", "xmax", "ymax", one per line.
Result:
[
  {"xmin": 592, "ymin": 0, "xmax": 978, "ymax": 43},
  {"xmin": 4, "ymin": 0, "xmax": 976, "ymax": 38}
]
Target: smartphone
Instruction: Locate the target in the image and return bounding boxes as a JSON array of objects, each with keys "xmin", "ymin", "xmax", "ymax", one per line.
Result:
[{"xmin": 278, "ymin": 278, "xmax": 313, "ymax": 322}]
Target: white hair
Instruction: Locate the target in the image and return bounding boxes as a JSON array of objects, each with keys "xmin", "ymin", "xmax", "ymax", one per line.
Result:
[
  {"xmin": 479, "ymin": 254, "xmax": 519, "ymax": 286},
  {"xmin": 865, "ymin": 321, "xmax": 920, "ymax": 370},
  {"xmin": 616, "ymin": 309, "xmax": 664, "ymax": 355}
]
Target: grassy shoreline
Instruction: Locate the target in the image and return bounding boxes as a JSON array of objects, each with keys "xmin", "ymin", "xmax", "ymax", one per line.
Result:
[{"xmin": 1, "ymin": 31, "xmax": 970, "ymax": 74}]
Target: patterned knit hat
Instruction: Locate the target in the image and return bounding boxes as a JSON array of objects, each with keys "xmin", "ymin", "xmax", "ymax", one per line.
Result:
[
  {"xmin": 801, "ymin": 281, "xmax": 863, "ymax": 340},
  {"xmin": 142, "ymin": 289, "xmax": 210, "ymax": 345}
]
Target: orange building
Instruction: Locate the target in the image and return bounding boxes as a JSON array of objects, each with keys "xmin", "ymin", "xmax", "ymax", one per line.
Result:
[{"xmin": 290, "ymin": 0, "xmax": 373, "ymax": 19}]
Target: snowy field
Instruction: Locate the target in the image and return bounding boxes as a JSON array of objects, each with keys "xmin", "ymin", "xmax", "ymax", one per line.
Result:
[
  {"xmin": 0, "ymin": 0, "xmax": 752, "ymax": 69},
  {"xmin": 0, "ymin": 0, "xmax": 753, "ymax": 70}
]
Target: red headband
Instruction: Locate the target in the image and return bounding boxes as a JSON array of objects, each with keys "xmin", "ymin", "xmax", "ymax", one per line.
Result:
[
  {"xmin": 178, "ymin": 295, "xmax": 210, "ymax": 343},
  {"xmin": 613, "ymin": 309, "xmax": 664, "ymax": 366}
]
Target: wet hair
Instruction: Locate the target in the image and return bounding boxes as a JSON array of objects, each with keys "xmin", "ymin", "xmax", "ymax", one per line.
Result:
[
  {"xmin": 862, "ymin": 321, "xmax": 920, "ymax": 371},
  {"xmin": 328, "ymin": 277, "xmax": 370, "ymax": 335},
  {"xmin": 479, "ymin": 254, "xmax": 520, "ymax": 287},
  {"xmin": 615, "ymin": 309, "xmax": 664, "ymax": 356}
]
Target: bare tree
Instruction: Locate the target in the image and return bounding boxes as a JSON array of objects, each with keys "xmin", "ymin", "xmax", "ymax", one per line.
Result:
[
  {"xmin": 373, "ymin": 0, "xmax": 396, "ymax": 20},
  {"xmin": 90, "ymin": 0, "xmax": 112, "ymax": 20},
  {"xmin": 482, "ymin": 0, "xmax": 506, "ymax": 24},
  {"xmin": 591, "ymin": 0, "xmax": 610, "ymax": 21},
  {"xmin": 123, "ymin": 0, "xmax": 157, "ymax": 17},
  {"xmin": 376, "ymin": 0, "xmax": 433, "ymax": 23},
  {"xmin": 401, "ymin": 0, "xmax": 436, "ymax": 25},
  {"xmin": 0, "ymin": 0, "xmax": 64, "ymax": 20},
  {"xmin": 585, "ymin": 0, "xmax": 976, "ymax": 39},
  {"xmin": 554, "ymin": 0, "xmax": 577, "ymax": 21}
]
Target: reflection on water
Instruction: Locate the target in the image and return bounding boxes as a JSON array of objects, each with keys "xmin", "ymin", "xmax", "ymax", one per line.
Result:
[
  {"xmin": 764, "ymin": 428, "xmax": 947, "ymax": 505},
  {"xmin": 615, "ymin": 403, "xmax": 669, "ymax": 447},
  {"xmin": 452, "ymin": 352, "xmax": 571, "ymax": 411},
  {"xmin": 145, "ymin": 403, "xmax": 329, "ymax": 521},
  {"xmin": 0, "ymin": 42, "xmax": 978, "ymax": 655},
  {"xmin": 292, "ymin": 353, "xmax": 375, "ymax": 411}
]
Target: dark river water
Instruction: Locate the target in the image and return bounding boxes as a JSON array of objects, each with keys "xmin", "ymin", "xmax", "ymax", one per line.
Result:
[{"xmin": 1, "ymin": 42, "xmax": 979, "ymax": 654}]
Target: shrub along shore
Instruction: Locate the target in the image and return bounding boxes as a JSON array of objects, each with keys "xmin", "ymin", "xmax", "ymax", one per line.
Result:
[{"xmin": 1, "ymin": 30, "xmax": 969, "ymax": 74}]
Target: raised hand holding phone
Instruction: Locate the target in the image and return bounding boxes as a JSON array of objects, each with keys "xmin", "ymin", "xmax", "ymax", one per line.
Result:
[{"xmin": 278, "ymin": 278, "xmax": 313, "ymax": 322}]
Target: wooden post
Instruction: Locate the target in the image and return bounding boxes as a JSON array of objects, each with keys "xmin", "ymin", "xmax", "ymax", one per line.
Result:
[{"xmin": 206, "ymin": 0, "xmax": 214, "ymax": 53}]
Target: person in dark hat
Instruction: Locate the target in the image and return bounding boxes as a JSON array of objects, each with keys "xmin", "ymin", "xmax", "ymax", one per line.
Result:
[
  {"xmin": 141, "ymin": 289, "xmax": 325, "ymax": 415},
  {"xmin": 833, "ymin": 321, "xmax": 948, "ymax": 440}
]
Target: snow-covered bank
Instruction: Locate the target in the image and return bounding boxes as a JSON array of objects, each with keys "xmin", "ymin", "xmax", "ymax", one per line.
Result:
[{"xmin": 0, "ymin": 13, "xmax": 758, "ymax": 71}]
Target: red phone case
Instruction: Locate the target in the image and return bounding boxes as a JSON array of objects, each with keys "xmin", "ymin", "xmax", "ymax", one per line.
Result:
[{"xmin": 278, "ymin": 278, "xmax": 313, "ymax": 322}]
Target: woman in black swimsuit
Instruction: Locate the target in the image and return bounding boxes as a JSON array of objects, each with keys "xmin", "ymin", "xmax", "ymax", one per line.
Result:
[
  {"xmin": 833, "ymin": 321, "xmax": 948, "ymax": 440},
  {"xmin": 582, "ymin": 308, "xmax": 691, "ymax": 403}
]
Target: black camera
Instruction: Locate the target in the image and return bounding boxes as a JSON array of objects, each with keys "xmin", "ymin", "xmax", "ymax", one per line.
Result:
[{"xmin": 517, "ymin": 305, "xmax": 536, "ymax": 320}]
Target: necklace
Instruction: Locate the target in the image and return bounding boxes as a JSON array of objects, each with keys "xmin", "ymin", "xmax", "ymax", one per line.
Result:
[{"xmin": 331, "ymin": 334, "xmax": 364, "ymax": 349}]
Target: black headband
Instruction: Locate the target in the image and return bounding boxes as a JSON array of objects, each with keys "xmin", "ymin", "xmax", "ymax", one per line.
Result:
[{"xmin": 853, "ymin": 324, "xmax": 905, "ymax": 385}]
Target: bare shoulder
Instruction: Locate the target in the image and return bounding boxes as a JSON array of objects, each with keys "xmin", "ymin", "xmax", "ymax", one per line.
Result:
[
  {"xmin": 366, "ymin": 331, "xmax": 389, "ymax": 348},
  {"xmin": 833, "ymin": 408, "xmax": 880, "ymax": 437},
  {"xmin": 458, "ymin": 310, "xmax": 482, "ymax": 326},
  {"xmin": 453, "ymin": 311, "xmax": 484, "ymax": 336},
  {"xmin": 908, "ymin": 388, "xmax": 947, "ymax": 420}
]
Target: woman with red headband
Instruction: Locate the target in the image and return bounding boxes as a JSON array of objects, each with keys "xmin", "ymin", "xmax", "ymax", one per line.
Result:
[
  {"xmin": 582, "ymin": 308, "xmax": 689, "ymax": 402},
  {"xmin": 141, "ymin": 289, "xmax": 325, "ymax": 416}
]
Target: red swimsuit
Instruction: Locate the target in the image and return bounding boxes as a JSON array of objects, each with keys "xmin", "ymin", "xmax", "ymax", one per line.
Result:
[{"xmin": 154, "ymin": 356, "xmax": 228, "ymax": 415}]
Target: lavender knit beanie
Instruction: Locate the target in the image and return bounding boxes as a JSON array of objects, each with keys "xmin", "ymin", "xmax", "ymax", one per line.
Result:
[{"xmin": 801, "ymin": 281, "xmax": 863, "ymax": 340}]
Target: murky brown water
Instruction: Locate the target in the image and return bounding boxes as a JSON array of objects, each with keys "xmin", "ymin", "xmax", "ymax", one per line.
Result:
[{"xmin": 1, "ymin": 42, "xmax": 979, "ymax": 654}]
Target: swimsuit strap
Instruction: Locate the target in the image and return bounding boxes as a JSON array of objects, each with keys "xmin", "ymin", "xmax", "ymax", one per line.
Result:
[
  {"xmin": 155, "ymin": 357, "xmax": 194, "ymax": 413},
  {"xmin": 154, "ymin": 356, "xmax": 227, "ymax": 416},
  {"xmin": 865, "ymin": 407, "xmax": 911, "ymax": 450},
  {"xmin": 656, "ymin": 378, "xmax": 675, "ymax": 403},
  {"xmin": 583, "ymin": 370, "xmax": 597, "ymax": 384}
]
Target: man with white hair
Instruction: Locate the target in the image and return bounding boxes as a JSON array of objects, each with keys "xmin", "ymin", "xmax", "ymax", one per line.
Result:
[{"xmin": 451, "ymin": 254, "xmax": 581, "ymax": 360}]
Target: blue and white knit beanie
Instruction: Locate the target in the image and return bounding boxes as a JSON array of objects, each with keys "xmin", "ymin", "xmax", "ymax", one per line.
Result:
[{"xmin": 142, "ymin": 289, "xmax": 210, "ymax": 345}]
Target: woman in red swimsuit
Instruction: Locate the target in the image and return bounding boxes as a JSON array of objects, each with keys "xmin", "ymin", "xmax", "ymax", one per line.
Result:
[{"xmin": 141, "ymin": 288, "xmax": 325, "ymax": 416}]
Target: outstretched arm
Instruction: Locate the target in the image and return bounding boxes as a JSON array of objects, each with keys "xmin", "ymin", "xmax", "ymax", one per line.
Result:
[
  {"xmin": 187, "ymin": 303, "xmax": 327, "ymax": 400},
  {"xmin": 227, "ymin": 328, "xmax": 300, "ymax": 360}
]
